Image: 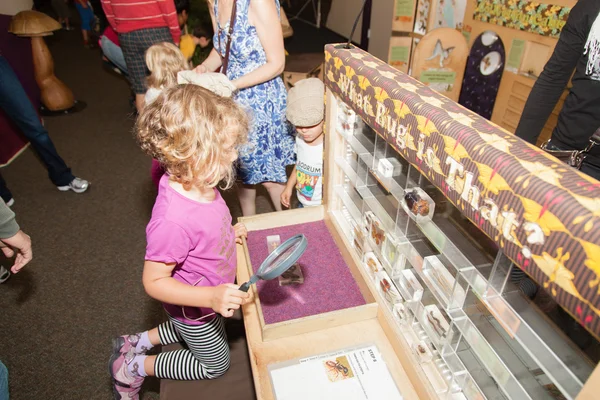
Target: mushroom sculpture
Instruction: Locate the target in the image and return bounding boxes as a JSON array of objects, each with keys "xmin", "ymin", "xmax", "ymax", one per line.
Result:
[{"xmin": 9, "ymin": 10, "xmax": 75, "ymax": 112}]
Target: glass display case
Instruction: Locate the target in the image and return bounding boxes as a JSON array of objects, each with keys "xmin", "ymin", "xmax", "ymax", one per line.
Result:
[{"xmin": 323, "ymin": 44, "xmax": 600, "ymax": 400}]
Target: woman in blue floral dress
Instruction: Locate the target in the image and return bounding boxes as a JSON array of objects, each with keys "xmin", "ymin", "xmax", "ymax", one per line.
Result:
[{"xmin": 196, "ymin": 0, "xmax": 295, "ymax": 216}]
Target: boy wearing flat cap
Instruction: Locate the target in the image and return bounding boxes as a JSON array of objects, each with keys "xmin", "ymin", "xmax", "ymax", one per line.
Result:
[{"xmin": 281, "ymin": 78, "xmax": 325, "ymax": 209}]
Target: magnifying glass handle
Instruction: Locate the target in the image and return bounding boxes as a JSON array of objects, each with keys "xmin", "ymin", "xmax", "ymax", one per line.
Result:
[{"xmin": 239, "ymin": 281, "xmax": 251, "ymax": 292}]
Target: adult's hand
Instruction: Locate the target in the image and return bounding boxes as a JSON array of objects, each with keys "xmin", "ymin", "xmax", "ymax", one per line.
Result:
[{"xmin": 1, "ymin": 230, "xmax": 32, "ymax": 273}]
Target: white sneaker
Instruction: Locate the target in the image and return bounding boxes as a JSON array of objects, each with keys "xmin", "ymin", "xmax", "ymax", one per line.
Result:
[
  {"xmin": 0, "ymin": 266, "xmax": 9, "ymax": 284},
  {"xmin": 57, "ymin": 177, "xmax": 90, "ymax": 194}
]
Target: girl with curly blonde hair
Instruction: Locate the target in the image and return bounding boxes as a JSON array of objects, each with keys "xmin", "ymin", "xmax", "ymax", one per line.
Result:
[{"xmin": 109, "ymin": 84, "xmax": 251, "ymax": 398}]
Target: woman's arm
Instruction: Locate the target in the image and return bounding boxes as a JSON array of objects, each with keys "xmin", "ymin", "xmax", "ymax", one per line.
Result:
[
  {"xmin": 198, "ymin": 48, "xmax": 223, "ymax": 72},
  {"xmin": 142, "ymin": 260, "xmax": 249, "ymax": 317},
  {"xmin": 232, "ymin": 0, "xmax": 285, "ymax": 90}
]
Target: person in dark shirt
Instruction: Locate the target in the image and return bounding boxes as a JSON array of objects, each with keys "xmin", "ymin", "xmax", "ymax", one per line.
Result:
[{"xmin": 515, "ymin": 0, "xmax": 600, "ymax": 180}]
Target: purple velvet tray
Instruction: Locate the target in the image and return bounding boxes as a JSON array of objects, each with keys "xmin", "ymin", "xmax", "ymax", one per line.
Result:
[{"xmin": 246, "ymin": 220, "xmax": 367, "ymax": 325}]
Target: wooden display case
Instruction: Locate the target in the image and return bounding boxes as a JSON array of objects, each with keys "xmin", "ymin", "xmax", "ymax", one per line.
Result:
[{"xmin": 238, "ymin": 45, "xmax": 600, "ymax": 400}]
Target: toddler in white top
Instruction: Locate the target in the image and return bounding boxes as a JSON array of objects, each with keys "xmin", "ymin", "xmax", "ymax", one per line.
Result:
[
  {"xmin": 144, "ymin": 42, "xmax": 189, "ymax": 106},
  {"xmin": 281, "ymin": 78, "xmax": 325, "ymax": 208},
  {"xmin": 144, "ymin": 42, "xmax": 189, "ymax": 186}
]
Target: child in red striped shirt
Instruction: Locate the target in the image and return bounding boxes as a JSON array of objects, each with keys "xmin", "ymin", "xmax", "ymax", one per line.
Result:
[{"xmin": 101, "ymin": 0, "xmax": 182, "ymax": 112}]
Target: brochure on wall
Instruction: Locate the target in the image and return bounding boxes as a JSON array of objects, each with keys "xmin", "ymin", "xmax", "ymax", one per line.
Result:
[{"xmin": 268, "ymin": 344, "xmax": 403, "ymax": 400}]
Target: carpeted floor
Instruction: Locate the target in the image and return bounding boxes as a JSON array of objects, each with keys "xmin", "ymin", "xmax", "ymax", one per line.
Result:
[{"xmin": 0, "ymin": 14, "xmax": 344, "ymax": 400}]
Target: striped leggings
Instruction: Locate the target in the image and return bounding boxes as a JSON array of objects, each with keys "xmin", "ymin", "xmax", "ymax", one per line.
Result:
[{"xmin": 154, "ymin": 315, "xmax": 230, "ymax": 380}]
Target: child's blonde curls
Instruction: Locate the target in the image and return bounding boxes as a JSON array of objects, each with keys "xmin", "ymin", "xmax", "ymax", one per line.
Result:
[
  {"xmin": 146, "ymin": 42, "xmax": 189, "ymax": 89},
  {"xmin": 136, "ymin": 84, "xmax": 249, "ymax": 190}
]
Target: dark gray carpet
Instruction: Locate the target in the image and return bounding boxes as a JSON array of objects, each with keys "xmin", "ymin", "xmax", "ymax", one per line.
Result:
[
  {"xmin": 0, "ymin": 29, "xmax": 270, "ymax": 399},
  {"xmin": 0, "ymin": 14, "xmax": 339, "ymax": 398},
  {"xmin": 1, "ymin": 28, "xmax": 165, "ymax": 399}
]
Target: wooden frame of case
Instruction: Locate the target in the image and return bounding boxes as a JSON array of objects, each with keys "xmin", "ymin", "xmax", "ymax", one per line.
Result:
[
  {"xmin": 238, "ymin": 44, "xmax": 600, "ymax": 399},
  {"xmin": 238, "ymin": 209, "xmax": 421, "ymax": 399},
  {"xmin": 239, "ymin": 206, "xmax": 379, "ymax": 342}
]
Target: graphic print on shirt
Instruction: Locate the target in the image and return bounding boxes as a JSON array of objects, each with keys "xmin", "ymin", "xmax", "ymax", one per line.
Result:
[
  {"xmin": 214, "ymin": 213, "xmax": 236, "ymax": 280},
  {"xmin": 296, "ymin": 160, "xmax": 322, "ymax": 201}
]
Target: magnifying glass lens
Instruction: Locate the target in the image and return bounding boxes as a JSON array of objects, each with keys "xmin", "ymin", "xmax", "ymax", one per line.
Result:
[{"xmin": 262, "ymin": 245, "xmax": 298, "ymax": 274}]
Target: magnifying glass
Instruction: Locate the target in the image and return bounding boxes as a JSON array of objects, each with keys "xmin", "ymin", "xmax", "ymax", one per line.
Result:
[{"xmin": 239, "ymin": 234, "xmax": 308, "ymax": 292}]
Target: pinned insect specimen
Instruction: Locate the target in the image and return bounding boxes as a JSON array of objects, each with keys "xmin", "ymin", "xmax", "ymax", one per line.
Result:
[
  {"xmin": 394, "ymin": 304, "xmax": 407, "ymax": 321},
  {"xmin": 370, "ymin": 219, "xmax": 385, "ymax": 246},
  {"xmin": 367, "ymin": 257, "xmax": 380, "ymax": 274},
  {"xmin": 430, "ymin": 269, "xmax": 452, "ymax": 295},
  {"xmin": 266, "ymin": 236, "xmax": 281, "ymax": 254},
  {"xmin": 279, "ymin": 264, "xmax": 304, "ymax": 285},
  {"xmin": 380, "ymin": 278, "xmax": 401, "ymax": 304},
  {"xmin": 407, "ymin": 278, "xmax": 420, "ymax": 291},
  {"xmin": 417, "ymin": 344, "xmax": 427, "ymax": 354},
  {"xmin": 482, "ymin": 56, "xmax": 491, "ymax": 70},
  {"xmin": 427, "ymin": 310, "xmax": 447, "ymax": 338},
  {"xmin": 380, "ymin": 278, "xmax": 391, "ymax": 293},
  {"xmin": 404, "ymin": 190, "xmax": 430, "ymax": 216}
]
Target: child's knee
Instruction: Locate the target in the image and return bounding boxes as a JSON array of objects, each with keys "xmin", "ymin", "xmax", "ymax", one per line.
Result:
[{"xmin": 203, "ymin": 359, "xmax": 231, "ymax": 379}]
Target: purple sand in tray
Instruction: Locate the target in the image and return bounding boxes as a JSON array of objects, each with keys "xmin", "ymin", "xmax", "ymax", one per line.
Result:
[{"xmin": 246, "ymin": 220, "xmax": 366, "ymax": 324}]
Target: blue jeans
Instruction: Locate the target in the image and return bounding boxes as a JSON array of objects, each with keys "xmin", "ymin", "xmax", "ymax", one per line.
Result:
[
  {"xmin": 0, "ymin": 360, "xmax": 7, "ymax": 400},
  {"xmin": 100, "ymin": 36, "xmax": 128, "ymax": 75},
  {"xmin": 0, "ymin": 56, "xmax": 74, "ymax": 202}
]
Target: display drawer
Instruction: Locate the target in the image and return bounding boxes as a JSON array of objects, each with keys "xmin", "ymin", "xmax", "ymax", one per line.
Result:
[{"xmin": 239, "ymin": 206, "xmax": 378, "ymax": 341}]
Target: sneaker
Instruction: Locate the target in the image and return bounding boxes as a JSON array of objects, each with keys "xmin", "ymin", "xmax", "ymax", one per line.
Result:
[
  {"xmin": 113, "ymin": 334, "xmax": 149, "ymax": 356},
  {"xmin": 57, "ymin": 177, "xmax": 89, "ymax": 194},
  {"xmin": 0, "ymin": 266, "xmax": 9, "ymax": 284},
  {"xmin": 5, "ymin": 198, "xmax": 14, "ymax": 207},
  {"xmin": 109, "ymin": 350, "xmax": 144, "ymax": 400}
]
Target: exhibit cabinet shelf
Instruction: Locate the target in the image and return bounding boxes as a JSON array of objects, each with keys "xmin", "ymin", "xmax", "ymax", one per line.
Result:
[{"xmin": 322, "ymin": 44, "xmax": 600, "ymax": 400}]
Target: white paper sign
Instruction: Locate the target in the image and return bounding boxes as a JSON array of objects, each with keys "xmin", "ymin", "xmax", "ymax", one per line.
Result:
[{"xmin": 269, "ymin": 344, "xmax": 403, "ymax": 400}]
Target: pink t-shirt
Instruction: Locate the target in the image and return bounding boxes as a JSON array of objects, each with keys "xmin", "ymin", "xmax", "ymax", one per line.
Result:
[{"xmin": 145, "ymin": 174, "xmax": 237, "ymax": 325}]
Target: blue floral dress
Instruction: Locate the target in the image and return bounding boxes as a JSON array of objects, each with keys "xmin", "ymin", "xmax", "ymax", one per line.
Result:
[{"xmin": 214, "ymin": 0, "xmax": 295, "ymax": 184}]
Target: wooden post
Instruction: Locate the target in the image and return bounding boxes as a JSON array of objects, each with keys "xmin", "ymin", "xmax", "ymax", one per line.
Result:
[{"xmin": 31, "ymin": 36, "xmax": 74, "ymax": 111}]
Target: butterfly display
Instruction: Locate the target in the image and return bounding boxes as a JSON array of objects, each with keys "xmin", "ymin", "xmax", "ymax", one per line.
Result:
[{"xmin": 426, "ymin": 39, "xmax": 455, "ymax": 68}]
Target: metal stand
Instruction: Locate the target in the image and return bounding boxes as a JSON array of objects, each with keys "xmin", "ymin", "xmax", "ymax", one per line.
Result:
[{"xmin": 288, "ymin": 0, "xmax": 322, "ymax": 29}]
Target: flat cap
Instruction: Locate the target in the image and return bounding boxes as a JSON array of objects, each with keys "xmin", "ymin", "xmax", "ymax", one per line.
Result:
[{"xmin": 286, "ymin": 78, "xmax": 324, "ymax": 127}]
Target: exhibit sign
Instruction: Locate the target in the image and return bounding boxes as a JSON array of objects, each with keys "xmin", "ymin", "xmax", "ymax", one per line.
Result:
[
  {"xmin": 506, "ymin": 38, "xmax": 526, "ymax": 72},
  {"xmin": 268, "ymin": 344, "xmax": 403, "ymax": 399},
  {"xmin": 473, "ymin": 0, "xmax": 571, "ymax": 38}
]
